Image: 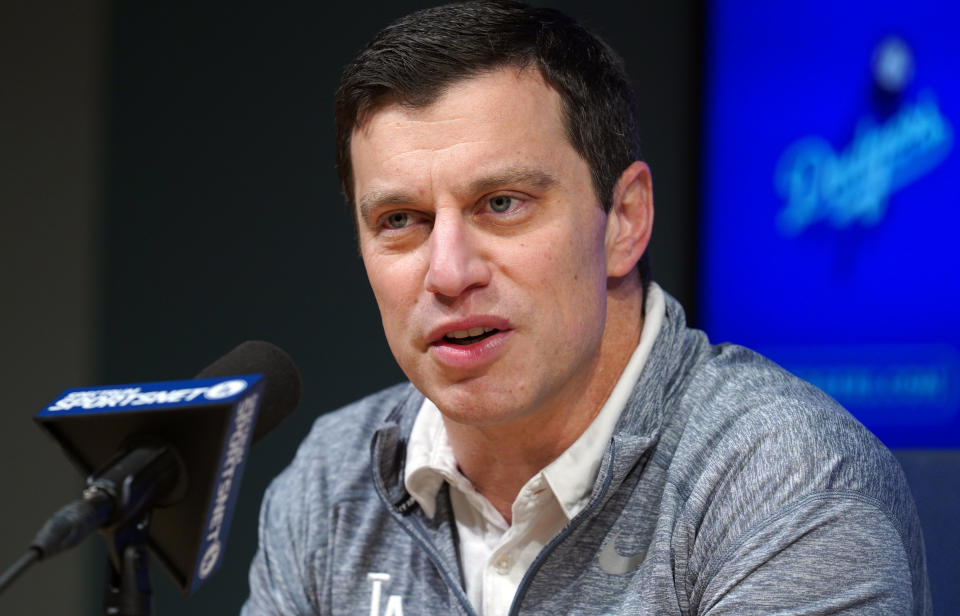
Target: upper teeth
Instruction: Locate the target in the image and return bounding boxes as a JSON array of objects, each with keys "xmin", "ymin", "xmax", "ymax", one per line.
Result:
[{"xmin": 447, "ymin": 327, "xmax": 495, "ymax": 339}]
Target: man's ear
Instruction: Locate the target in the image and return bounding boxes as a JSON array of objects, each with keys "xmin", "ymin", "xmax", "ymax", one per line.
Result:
[{"xmin": 605, "ymin": 161, "xmax": 654, "ymax": 277}]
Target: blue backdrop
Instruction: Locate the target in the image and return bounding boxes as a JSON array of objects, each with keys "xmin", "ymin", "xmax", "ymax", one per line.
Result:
[{"xmin": 700, "ymin": 0, "xmax": 959, "ymax": 447}]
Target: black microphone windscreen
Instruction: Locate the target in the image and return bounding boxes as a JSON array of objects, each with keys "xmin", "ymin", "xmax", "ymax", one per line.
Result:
[{"xmin": 195, "ymin": 340, "xmax": 302, "ymax": 444}]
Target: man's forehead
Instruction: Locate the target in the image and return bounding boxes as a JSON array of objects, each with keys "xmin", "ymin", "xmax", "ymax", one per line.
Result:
[
  {"xmin": 351, "ymin": 65, "xmax": 561, "ymax": 141},
  {"xmin": 350, "ymin": 72, "xmax": 572, "ymax": 201}
]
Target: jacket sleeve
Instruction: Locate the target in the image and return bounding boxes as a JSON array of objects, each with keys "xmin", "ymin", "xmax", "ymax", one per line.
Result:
[
  {"xmin": 695, "ymin": 492, "xmax": 919, "ymax": 615},
  {"xmin": 673, "ymin": 350, "xmax": 931, "ymax": 615},
  {"xmin": 241, "ymin": 434, "xmax": 331, "ymax": 616}
]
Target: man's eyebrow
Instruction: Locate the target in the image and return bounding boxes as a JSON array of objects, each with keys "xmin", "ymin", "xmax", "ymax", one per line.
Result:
[
  {"xmin": 357, "ymin": 190, "xmax": 416, "ymax": 224},
  {"xmin": 466, "ymin": 167, "xmax": 558, "ymax": 195},
  {"xmin": 356, "ymin": 167, "xmax": 558, "ymax": 223}
]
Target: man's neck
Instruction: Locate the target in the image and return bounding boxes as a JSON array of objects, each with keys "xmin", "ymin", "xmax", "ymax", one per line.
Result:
[{"xmin": 443, "ymin": 281, "xmax": 645, "ymax": 523}]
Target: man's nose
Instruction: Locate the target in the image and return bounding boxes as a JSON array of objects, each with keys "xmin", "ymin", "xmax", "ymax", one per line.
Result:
[{"xmin": 424, "ymin": 211, "xmax": 490, "ymax": 298}]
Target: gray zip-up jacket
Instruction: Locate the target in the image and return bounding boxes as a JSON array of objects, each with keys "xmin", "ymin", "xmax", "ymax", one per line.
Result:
[{"xmin": 243, "ymin": 293, "xmax": 931, "ymax": 615}]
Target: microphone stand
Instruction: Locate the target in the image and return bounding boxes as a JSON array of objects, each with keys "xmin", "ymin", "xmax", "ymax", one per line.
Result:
[{"xmin": 103, "ymin": 513, "xmax": 153, "ymax": 616}]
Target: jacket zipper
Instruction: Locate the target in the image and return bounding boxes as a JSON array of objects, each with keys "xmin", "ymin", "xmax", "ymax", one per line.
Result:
[
  {"xmin": 370, "ymin": 411, "xmax": 478, "ymax": 616},
  {"xmin": 507, "ymin": 440, "xmax": 619, "ymax": 615},
  {"xmin": 387, "ymin": 503, "xmax": 479, "ymax": 616}
]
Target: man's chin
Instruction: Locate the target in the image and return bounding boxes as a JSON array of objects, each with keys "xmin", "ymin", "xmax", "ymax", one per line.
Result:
[{"xmin": 426, "ymin": 383, "xmax": 532, "ymax": 428}]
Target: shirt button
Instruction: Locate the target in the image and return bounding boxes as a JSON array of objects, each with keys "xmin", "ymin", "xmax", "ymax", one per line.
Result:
[{"xmin": 493, "ymin": 555, "xmax": 513, "ymax": 574}]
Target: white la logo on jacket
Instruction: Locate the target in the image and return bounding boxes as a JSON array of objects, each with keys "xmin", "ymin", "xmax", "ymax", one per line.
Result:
[{"xmin": 367, "ymin": 572, "xmax": 404, "ymax": 616}]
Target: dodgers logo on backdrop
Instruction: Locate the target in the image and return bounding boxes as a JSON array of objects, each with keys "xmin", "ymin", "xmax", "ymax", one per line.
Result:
[{"xmin": 774, "ymin": 37, "xmax": 954, "ymax": 236}]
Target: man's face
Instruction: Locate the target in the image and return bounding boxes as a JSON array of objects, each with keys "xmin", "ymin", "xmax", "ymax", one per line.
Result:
[{"xmin": 351, "ymin": 68, "xmax": 619, "ymax": 427}]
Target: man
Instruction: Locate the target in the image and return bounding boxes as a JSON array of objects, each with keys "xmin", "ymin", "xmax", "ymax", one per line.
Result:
[{"xmin": 243, "ymin": 2, "xmax": 931, "ymax": 614}]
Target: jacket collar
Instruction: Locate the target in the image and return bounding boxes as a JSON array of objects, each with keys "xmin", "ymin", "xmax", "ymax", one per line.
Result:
[{"xmin": 371, "ymin": 386, "xmax": 423, "ymax": 513}]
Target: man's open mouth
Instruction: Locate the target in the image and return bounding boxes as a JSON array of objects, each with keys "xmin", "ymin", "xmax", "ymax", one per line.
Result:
[{"xmin": 442, "ymin": 327, "xmax": 500, "ymax": 345}]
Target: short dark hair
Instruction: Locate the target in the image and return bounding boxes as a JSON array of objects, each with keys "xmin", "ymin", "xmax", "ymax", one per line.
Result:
[{"xmin": 335, "ymin": 0, "xmax": 650, "ymax": 285}]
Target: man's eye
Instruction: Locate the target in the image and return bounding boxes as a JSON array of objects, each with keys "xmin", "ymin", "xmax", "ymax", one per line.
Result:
[
  {"xmin": 489, "ymin": 195, "xmax": 515, "ymax": 213},
  {"xmin": 384, "ymin": 212, "xmax": 411, "ymax": 229}
]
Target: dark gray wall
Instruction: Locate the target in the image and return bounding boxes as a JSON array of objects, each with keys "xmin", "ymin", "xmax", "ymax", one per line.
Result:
[{"xmin": 0, "ymin": 1, "xmax": 104, "ymax": 614}]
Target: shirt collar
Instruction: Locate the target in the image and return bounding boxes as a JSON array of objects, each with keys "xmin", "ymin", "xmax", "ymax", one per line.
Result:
[
  {"xmin": 543, "ymin": 283, "xmax": 665, "ymax": 518},
  {"xmin": 404, "ymin": 283, "xmax": 667, "ymax": 521}
]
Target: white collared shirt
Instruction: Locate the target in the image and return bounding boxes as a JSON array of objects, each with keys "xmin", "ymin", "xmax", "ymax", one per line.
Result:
[{"xmin": 404, "ymin": 284, "xmax": 666, "ymax": 616}]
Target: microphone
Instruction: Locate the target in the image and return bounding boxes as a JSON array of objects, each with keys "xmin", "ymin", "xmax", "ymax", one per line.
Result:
[
  {"xmin": 0, "ymin": 341, "xmax": 301, "ymax": 597},
  {"xmin": 194, "ymin": 340, "xmax": 301, "ymax": 445}
]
